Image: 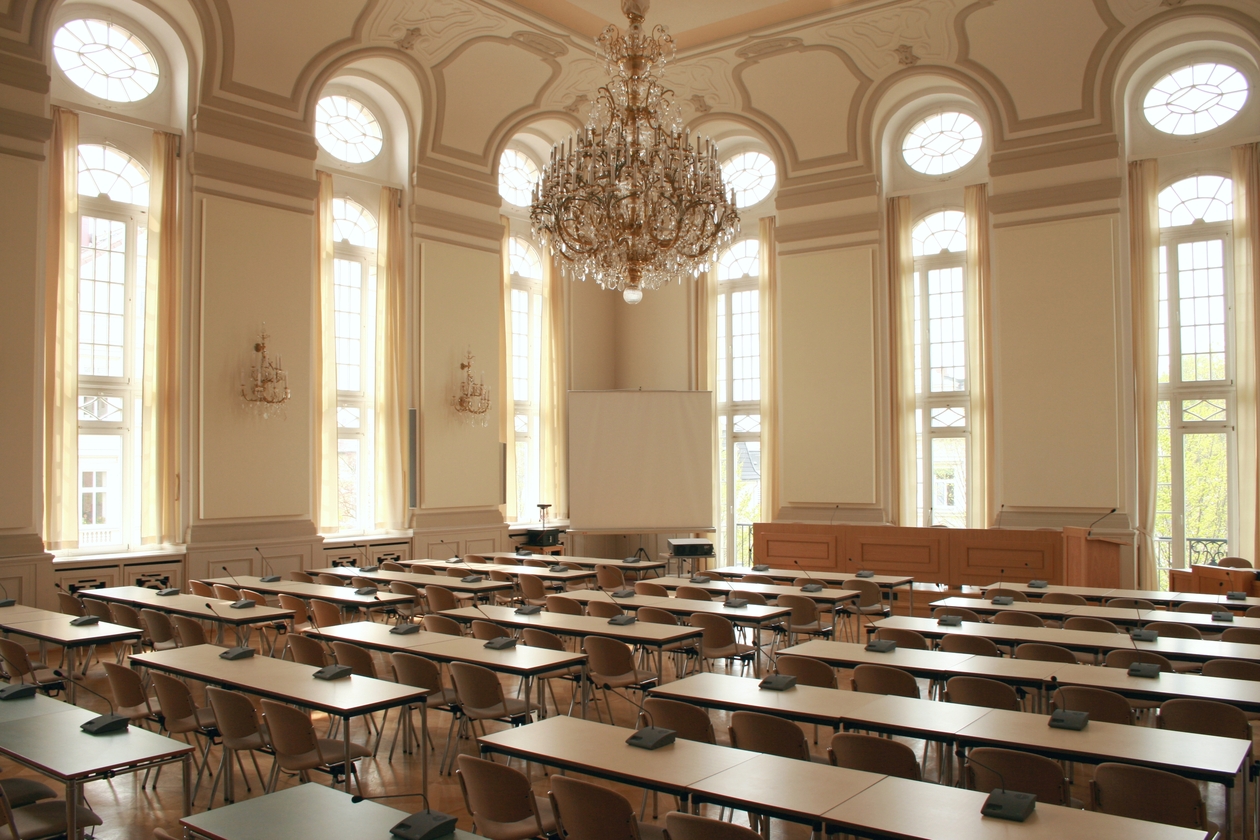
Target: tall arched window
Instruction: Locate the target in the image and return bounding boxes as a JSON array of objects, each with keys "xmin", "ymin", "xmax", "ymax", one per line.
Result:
[
  {"xmin": 912, "ymin": 210, "xmax": 969, "ymax": 527},
  {"xmin": 509, "ymin": 236, "xmax": 544, "ymax": 518},
  {"xmin": 716, "ymin": 239, "xmax": 761, "ymax": 563},
  {"xmin": 332, "ymin": 197, "xmax": 378, "ymax": 532},
  {"xmin": 76, "ymin": 145, "xmax": 149, "ymax": 549},
  {"xmin": 1155, "ymin": 176, "xmax": 1235, "ymax": 571}
]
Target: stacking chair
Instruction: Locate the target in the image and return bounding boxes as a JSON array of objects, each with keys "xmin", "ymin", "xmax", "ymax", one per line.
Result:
[
  {"xmin": 212, "ymin": 584, "xmax": 241, "ymax": 602},
  {"xmin": 150, "ymin": 672, "xmax": 219, "ymax": 803},
  {"xmin": 775, "ymin": 654, "xmax": 836, "ymax": 688},
  {"xmin": 675, "ymin": 586, "xmax": 713, "ymax": 602},
  {"xmin": 1221, "ymin": 626, "xmax": 1260, "ymax": 645},
  {"xmin": 932, "ymin": 606, "xmax": 980, "ymax": 622},
  {"xmin": 966, "ymin": 747, "xmax": 1078, "ymax": 807},
  {"xmin": 1063, "ymin": 616, "xmax": 1121, "ymax": 634},
  {"xmin": 636, "ymin": 607, "xmax": 697, "ymax": 678},
  {"xmin": 288, "ymin": 571, "xmax": 315, "ymax": 583},
  {"xmin": 992, "ymin": 610, "xmax": 1044, "ymax": 627},
  {"xmin": 939, "ymin": 634, "xmax": 1000, "ymax": 657},
  {"xmin": 277, "ymin": 594, "xmax": 311, "ymax": 636},
  {"xmin": 689, "ymin": 614, "xmax": 755, "ymax": 675},
  {"xmin": 633, "ymin": 581, "xmax": 668, "ymax": 597},
  {"xmin": 470, "ymin": 620, "xmax": 511, "ymax": 641},
  {"xmin": 544, "ymin": 595, "xmax": 583, "ymax": 616},
  {"xmin": 204, "ymin": 688, "xmax": 271, "ymax": 806},
  {"xmin": 389, "ymin": 652, "xmax": 460, "ymax": 761},
  {"xmin": 943, "ymin": 676, "xmax": 1020, "ymax": 711},
  {"xmin": 285, "ymin": 633, "xmax": 327, "ymax": 667},
  {"xmin": 837, "ymin": 579, "xmax": 888, "ymax": 641},
  {"xmin": 446, "ymin": 662, "xmax": 537, "ymax": 774},
  {"xmin": 741, "ymin": 574, "xmax": 776, "ymax": 585},
  {"xmin": 0, "ymin": 639, "xmax": 61, "ymax": 694},
  {"xmin": 108, "ymin": 602, "xmax": 146, "ymax": 658},
  {"xmin": 423, "ymin": 585, "xmax": 462, "ymax": 614},
  {"xmin": 188, "ymin": 581, "xmax": 215, "ymax": 598},
  {"xmin": 456, "ymin": 754, "xmax": 557, "ymax": 840},
  {"xmin": 1040, "ymin": 592, "xmax": 1088, "ymax": 606},
  {"xmin": 517, "ymin": 575, "xmax": 550, "ymax": 607},
  {"xmin": 260, "ymin": 699, "xmax": 369, "ymax": 793},
  {"xmin": 329, "ymin": 642, "xmax": 389, "ymax": 752},
  {"xmin": 486, "ymin": 571, "xmax": 518, "ymax": 607},
  {"xmin": 586, "ymin": 600, "xmax": 625, "ymax": 619},
  {"xmin": 172, "ymin": 615, "xmax": 208, "ymax": 647},
  {"xmin": 1247, "ymin": 606, "xmax": 1260, "ymax": 619},
  {"xmin": 56, "ymin": 592, "xmax": 85, "ymax": 617},
  {"xmin": 308, "ymin": 599, "xmax": 343, "ymax": 629},
  {"xmin": 595, "ymin": 565, "xmax": 627, "ymax": 591},
  {"xmin": 83, "ymin": 598, "xmax": 113, "ymax": 621},
  {"xmin": 665, "ymin": 812, "xmax": 761, "ymax": 840},
  {"xmin": 0, "ymin": 784, "xmax": 102, "ymax": 840},
  {"xmin": 139, "ymin": 609, "xmax": 178, "ymax": 652},
  {"xmin": 727, "ymin": 707, "xmax": 822, "ymax": 835},
  {"xmin": 101, "ymin": 662, "xmax": 162, "ymax": 730},
  {"xmin": 870, "ymin": 627, "xmax": 928, "ymax": 649},
  {"xmin": 315, "ymin": 574, "xmax": 346, "ymax": 588},
  {"xmin": 379, "ymin": 561, "xmax": 407, "ymax": 572},
  {"xmin": 1103, "ymin": 650, "xmax": 1173, "ymax": 718},
  {"xmin": 774, "ymin": 594, "xmax": 832, "ymax": 650},
  {"xmin": 549, "ymin": 775, "xmax": 666, "ymax": 840},
  {"xmin": 1106, "ymin": 597, "xmax": 1156, "ymax": 610},
  {"xmin": 850, "ymin": 664, "xmax": 919, "ymax": 698},
  {"xmin": 584, "ymin": 636, "xmax": 657, "ymax": 725},
  {"xmin": 1090, "ymin": 763, "xmax": 1217, "ymax": 835},
  {"xmin": 640, "ymin": 698, "xmax": 715, "ymax": 744},
  {"xmin": 0, "ymin": 773, "xmax": 56, "ymax": 809},
  {"xmin": 1013, "ymin": 643, "xmax": 1077, "ymax": 663},
  {"xmin": 1175, "ymin": 601, "xmax": 1220, "ymax": 614},
  {"xmin": 1143, "ymin": 621, "xmax": 1202, "ymax": 639},
  {"xmin": 1049, "ymin": 685, "xmax": 1134, "ymax": 725},
  {"xmin": 828, "ymin": 732, "xmax": 921, "ymax": 780},
  {"xmin": 985, "ymin": 588, "xmax": 1028, "ymax": 602},
  {"xmin": 521, "ymin": 629, "xmax": 584, "ymax": 717},
  {"xmin": 422, "ymin": 615, "xmax": 463, "ymax": 636},
  {"xmin": 1202, "ymin": 658, "xmax": 1260, "ymax": 681}
]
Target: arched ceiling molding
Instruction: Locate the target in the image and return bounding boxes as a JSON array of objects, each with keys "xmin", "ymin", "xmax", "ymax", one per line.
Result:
[
  {"xmin": 731, "ymin": 43, "xmax": 873, "ymax": 173},
  {"xmin": 317, "ymin": 65, "xmax": 417, "ymax": 187},
  {"xmin": 490, "ymin": 109, "xmax": 581, "ymax": 174},
  {"xmin": 5, "ymin": 0, "xmax": 49, "ymax": 57},
  {"xmin": 954, "ymin": 0, "xmax": 1125, "ymax": 136},
  {"xmin": 688, "ymin": 110, "xmax": 789, "ymax": 181},
  {"xmin": 428, "ymin": 34, "xmax": 562, "ymax": 167}
]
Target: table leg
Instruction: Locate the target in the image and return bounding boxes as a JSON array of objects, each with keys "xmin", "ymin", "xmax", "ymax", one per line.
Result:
[
  {"xmin": 213, "ymin": 622, "xmax": 225, "ymax": 646},
  {"xmin": 65, "ymin": 780, "xmax": 76, "ymax": 840},
  {"xmin": 343, "ymin": 715, "xmax": 353, "ymax": 792},
  {"xmin": 65, "ymin": 647, "xmax": 78, "ymax": 705},
  {"xmin": 581, "ymin": 662, "xmax": 589, "ymax": 719},
  {"xmin": 183, "ymin": 753, "xmax": 192, "ymax": 817},
  {"xmin": 420, "ymin": 702, "xmax": 429, "ymax": 804}
]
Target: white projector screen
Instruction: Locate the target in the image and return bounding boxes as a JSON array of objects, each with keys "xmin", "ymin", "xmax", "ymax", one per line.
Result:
[{"xmin": 568, "ymin": 390, "xmax": 714, "ymax": 533}]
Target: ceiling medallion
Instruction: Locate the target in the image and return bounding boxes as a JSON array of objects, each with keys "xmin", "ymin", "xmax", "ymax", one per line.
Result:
[{"xmin": 530, "ymin": 0, "xmax": 739, "ymax": 304}]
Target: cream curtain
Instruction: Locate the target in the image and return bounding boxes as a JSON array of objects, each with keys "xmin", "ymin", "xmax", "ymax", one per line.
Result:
[
  {"xmin": 499, "ymin": 218, "xmax": 517, "ymax": 521},
  {"xmin": 374, "ymin": 187, "xmax": 407, "ymax": 530},
  {"xmin": 695, "ymin": 263, "xmax": 719, "ymax": 536},
  {"xmin": 965, "ymin": 185, "xmax": 995, "ymax": 527},
  {"xmin": 541, "ymin": 251, "xmax": 568, "ymax": 518},
  {"xmin": 1232, "ymin": 145, "xmax": 1260, "ymax": 564},
  {"xmin": 313, "ymin": 171, "xmax": 339, "ymax": 532},
  {"xmin": 1129, "ymin": 159, "xmax": 1161, "ymax": 588},
  {"xmin": 140, "ymin": 131, "xmax": 181, "ymax": 544},
  {"xmin": 43, "ymin": 107, "xmax": 79, "ymax": 549},
  {"xmin": 758, "ymin": 218, "xmax": 779, "ymax": 522},
  {"xmin": 886, "ymin": 196, "xmax": 916, "ymax": 526}
]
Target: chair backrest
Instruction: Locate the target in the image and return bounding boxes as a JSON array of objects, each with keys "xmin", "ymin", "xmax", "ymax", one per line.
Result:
[
  {"xmin": 288, "ymin": 571, "xmax": 314, "ymax": 583},
  {"xmin": 102, "ymin": 661, "xmax": 150, "ymax": 711},
  {"xmin": 519, "ymin": 574, "xmax": 549, "ymax": 601},
  {"xmin": 584, "ymin": 636, "xmax": 638, "ymax": 682},
  {"xmin": 188, "ymin": 581, "xmax": 215, "ymax": 598},
  {"xmin": 1201, "ymin": 657, "xmax": 1260, "ymax": 681},
  {"xmin": 775, "ymin": 654, "xmax": 837, "ymax": 688},
  {"xmin": 741, "ymin": 574, "xmax": 775, "ymax": 585},
  {"xmin": 728, "ymin": 710, "xmax": 810, "ymax": 761},
  {"xmin": 57, "ymin": 592, "xmax": 85, "ymax": 617},
  {"xmin": 636, "ymin": 606, "xmax": 679, "ymax": 625},
  {"xmin": 640, "ymin": 698, "xmax": 715, "ymax": 744},
  {"xmin": 205, "ymin": 687, "xmax": 263, "ymax": 746},
  {"xmin": 212, "ymin": 584, "xmax": 240, "ymax": 602},
  {"xmin": 634, "ymin": 581, "xmax": 668, "ymax": 597},
  {"xmin": 109, "ymin": 602, "xmax": 143, "ymax": 629},
  {"xmin": 329, "ymin": 642, "xmax": 377, "ymax": 678},
  {"xmin": 730, "ymin": 590, "xmax": 768, "ymax": 605},
  {"xmin": 1050, "ymin": 685, "xmax": 1133, "ymax": 725},
  {"xmin": 470, "ymin": 620, "xmax": 509, "ymax": 640},
  {"xmin": 665, "ymin": 812, "xmax": 762, "ymax": 840},
  {"xmin": 850, "ymin": 663, "xmax": 919, "ymax": 698},
  {"xmin": 932, "ymin": 606, "xmax": 980, "ymax": 622},
  {"xmin": 1246, "ymin": 606, "xmax": 1260, "ymax": 619},
  {"xmin": 423, "ymin": 615, "xmax": 464, "ymax": 636},
  {"xmin": 241, "ymin": 589, "xmax": 268, "ymax": 607},
  {"xmin": 1039, "ymin": 592, "xmax": 1088, "ymax": 605},
  {"xmin": 1103, "ymin": 649, "xmax": 1172, "ymax": 672},
  {"xmin": 828, "ymin": 732, "xmax": 921, "ymax": 780},
  {"xmin": 939, "ymin": 634, "xmax": 1001, "ymax": 657},
  {"xmin": 149, "ymin": 672, "xmax": 198, "ymax": 728},
  {"xmin": 521, "ymin": 628, "xmax": 566, "ymax": 652},
  {"xmin": 488, "ymin": 570, "xmax": 513, "ymax": 583},
  {"xmin": 260, "ymin": 699, "xmax": 320, "ymax": 767},
  {"xmin": 993, "ymin": 610, "xmax": 1044, "ymax": 627},
  {"xmin": 545, "ymin": 595, "xmax": 583, "ymax": 616},
  {"xmin": 1062, "ymin": 616, "xmax": 1120, "ymax": 634},
  {"xmin": 391, "ymin": 652, "xmax": 446, "ymax": 692},
  {"xmin": 316, "ymin": 574, "xmax": 347, "ymax": 587},
  {"xmin": 1158, "ymin": 697, "xmax": 1251, "ymax": 740},
  {"xmin": 171, "ymin": 615, "xmax": 207, "ymax": 647},
  {"xmin": 1013, "ymin": 643, "xmax": 1078, "ymax": 663},
  {"xmin": 841, "ymin": 579, "xmax": 883, "ymax": 607},
  {"xmin": 549, "ymin": 774, "xmax": 640, "ymax": 840},
  {"xmin": 1106, "ymin": 598, "xmax": 1156, "ymax": 610},
  {"xmin": 986, "ymin": 588, "xmax": 1028, "ymax": 602},
  {"xmin": 966, "ymin": 747, "xmax": 1071, "ymax": 807},
  {"xmin": 1217, "ymin": 556, "xmax": 1253, "ymax": 569},
  {"xmin": 871, "ymin": 627, "xmax": 929, "ymax": 650},
  {"xmin": 424, "ymin": 585, "xmax": 460, "ymax": 613},
  {"xmin": 309, "ymin": 599, "xmax": 342, "ymax": 628},
  {"xmin": 380, "ymin": 561, "xmax": 407, "ymax": 572},
  {"xmin": 595, "ymin": 565, "xmax": 626, "ymax": 590},
  {"xmin": 1143, "ymin": 621, "xmax": 1203, "ymax": 640},
  {"xmin": 689, "ymin": 613, "xmax": 737, "ymax": 650},
  {"xmin": 1221, "ymin": 626, "xmax": 1260, "ymax": 645},
  {"xmin": 285, "ymin": 633, "xmax": 327, "ymax": 667},
  {"xmin": 523, "ymin": 558, "xmax": 548, "ymax": 568},
  {"xmin": 388, "ymin": 580, "xmax": 422, "ymax": 602},
  {"xmin": 139, "ymin": 609, "xmax": 175, "ymax": 645},
  {"xmin": 456, "ymin": 754, "xmax": 542, "ymax": 835},
  {"xmin": 449, "ymin": 662, "xmax": 508, "ymax": 715},
  {"xmin": 943, "ymin": 676, "xmax": 1020, "ymax": 711},
  {"xmin": 277, "ymin": 594, "xmax": 309, "ymax": 627},
  {"xmin": 675, "ymin": 585, "xmax": 713, "ymax": 602},
  {"xmin": 1090, "ymin": 762, "xmax": 1209, "ymax": 829},
  {"xmin": 775, "ymin": 593, "xmax": 820, "ymax": 626},
  {"xmin": 0, "ymin": 639, "xmax": 33, "ymax": 680},
  {"xmin": 586, "ymin": 600, "xmax": 624, "ymax": 618},
  {"xmin": 1174, "ymin": 601, "xmax": 1220, "ymax": 614},
  {"xmin": 84, "ymin": 598, "xmax": 113, "ymax": 620}
]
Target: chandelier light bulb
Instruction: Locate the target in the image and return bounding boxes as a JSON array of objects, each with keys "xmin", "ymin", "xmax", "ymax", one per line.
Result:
[{"xmin": 623, "ymin": 287, "xmax": 643, "ymax": 304}]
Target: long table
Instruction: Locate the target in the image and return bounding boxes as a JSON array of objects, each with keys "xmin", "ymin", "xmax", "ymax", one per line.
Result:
[
  {"xmin": 199, "ymin": 576, "xmax": 413, "ymax": 612},
  {"xmin": 0, "ymin": 607, "xmax": 141, "ymax": 702},
  {"xmin": 81, "ymin": 586, "xmax": 294, "ymax": 645},
  {"xmin": 872, "ymin": 615, "xmax": 1138, "ymax": 657},
  {"xmin": 934, "ymin": 595, "xmax": 1260, "ymax": 631},
  {"xmin": 478, "ymin": 551, "xmax": 669, "ymax": 575},
  {"xmin": 406, "ymin": 559, "xmax": 597, "ymax": 584},
  {"xmin": 982, "ymin": 582, "xmax": 1256, "ymax": 610},
  {"xmin": 308, "ymin": 567, "xmax": 514, "ymax": 598},
  {"xmin": 130, "ymin": 645, "xmax": 430, "ymax": 797},
  {"xmin": 707, "ymin": 565, "xmax": 916, "ymax": 612}
]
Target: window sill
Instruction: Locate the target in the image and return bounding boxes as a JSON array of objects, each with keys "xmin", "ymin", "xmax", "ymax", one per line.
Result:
[{"xmin": 53, "ymin": 546, "xmax": 186, "ymax": 565}]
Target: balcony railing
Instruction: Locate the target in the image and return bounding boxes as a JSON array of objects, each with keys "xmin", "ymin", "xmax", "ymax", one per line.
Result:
[{"xmin": 734, "ymin": 523, "xmax": 754, "ymax": 567}]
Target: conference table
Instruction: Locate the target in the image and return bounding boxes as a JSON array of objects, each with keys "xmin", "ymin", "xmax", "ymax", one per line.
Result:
[
  {"xmin": 0, "ymin": 606, "xmax": 141, "ymax": 702},
  {"xmin": 478, "ymin": 551, "xmax": 669, "ymax": 575},
  {"xmin": 81, "ymin": 586, "xmax": 294, "ymax": 646},
  {"xmin": 199, "ymin": 576, "xmax": 414, "ymax": 613},
  {"xmin": 647, "ymin": 576, "xmax": 860, "ymax": 628},
  {"xmin": 707, "ymin": 565, "xmax": 916, "ymax": 611},
  {"xmin": 307, "ymin": 566, "xmax": 515, "ymax": 598},
  {"xmin": 934, "ymin": 595, "xmax": 1260, "ymax": 632},
  {"xmin": 872, "ymin": 615, "xmax": 1138, "ymax": 657},
  {"xmin": 405, "ymin": 559, "xmax": 597, "ymax": 585},
  {"xmin": 983, "ymin": 582, "xmax": 1255, "ymax": 610},
  {"xmin": 130, "ymin": 645, "xmax": 430, "ymax": 797},
  {"xmin": 477, "ymin": 715, "xmax": 1209, "ymax": 840}
]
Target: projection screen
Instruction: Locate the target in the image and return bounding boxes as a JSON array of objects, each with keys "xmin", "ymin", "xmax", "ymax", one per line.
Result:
[{"xmin": 568, "ymin": 390, "xmax": 715, "ymax": 533}]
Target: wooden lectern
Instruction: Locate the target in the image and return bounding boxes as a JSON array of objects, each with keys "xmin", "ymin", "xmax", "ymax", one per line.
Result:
[
  {"xmin": 1061, "ymin": 527, "xmax": 1126, "ymax": 588},
  {"xmin": 1169, "ymin": 564, "xmax": 1259, "ymax": 596}
]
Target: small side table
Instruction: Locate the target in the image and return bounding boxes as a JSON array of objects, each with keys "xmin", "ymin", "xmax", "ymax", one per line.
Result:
[{"xmin": 660, "ymin": 552, "xmax": 716, "ymax": 577}]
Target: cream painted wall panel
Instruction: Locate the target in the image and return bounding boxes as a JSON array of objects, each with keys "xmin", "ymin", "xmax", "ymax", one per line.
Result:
[
  {"xmin": 0, "ymin": 156, "xmax": 40, "ymax": 530},
  {"xmin": 963, "ymin": 0, "xmax": 1106, "ymax": 120},
  {"xmin": 780, "ymin": 247, "xmax": 877, "ymax": 506},
  {"xmin": 739, "ymin": 49, "xmax": 857, "ymax": 163},
  {"xmin": 994, "ymin": 216, "xmax": 1122, "ymax": 509},
  {"xmin": 420, "ymin": 241, "xmax": 501, "ymax": 509},
  {"xmin": 200, "ymin": 197, "xmax": 311, "ymax": 520},
  {"xmin": 614, "ymin": 279, "xmax": 689, "ymax": 390},
  {"xmin": 226, "ymin": 0, "xmax": 361, "ymax": 99},
  {"xmin": 438, "ymin": 42, "xmax": 553, "ymax": 157},
  {"xmin": 570, "ymin": 277, "xmax": 615, "ymax": 391}
]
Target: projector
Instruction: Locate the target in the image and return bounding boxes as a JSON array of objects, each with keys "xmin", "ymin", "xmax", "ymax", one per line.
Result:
[{"xmin": 668, "ymin": 538, "xmax": 713, "ymax": 557}]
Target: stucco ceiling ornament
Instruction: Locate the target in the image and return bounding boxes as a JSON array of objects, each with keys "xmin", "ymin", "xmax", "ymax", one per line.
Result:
[
  {"xmin": 895, "ymin": 44, "xmax": 920, "ymax": 66},
  {"xmin": 820, "ymin": 0, "xmax": 949, "ymax": 75},
  {"xmin": 531, "ymin": 0, "xmax": 739, "ymax": 304},
  {"xmin": 735, "ymin": 37, "xmax": 804, "ymax": 60},
  {"xmin": 512, "ymin": 31, "xmax": 568, "ymax": 57},
  {"xmin": 378, "ymin": 0, "xmax": 502, "ymax": 61}
]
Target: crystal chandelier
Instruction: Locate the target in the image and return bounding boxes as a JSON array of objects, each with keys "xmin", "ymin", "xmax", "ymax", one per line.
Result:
[
  {"xmin": 241, "ymin": 325, "xmax": 290, "ymax": 418},
  {"xmin": 452, "ymin": 349, "xmax": 491, "ymax": 426},
  {"xmin": 530, "ymin": 0, "xmax": 740, "ymax": 304}
]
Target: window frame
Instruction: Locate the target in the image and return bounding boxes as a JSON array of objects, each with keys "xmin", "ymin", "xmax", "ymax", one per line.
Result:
[{"xmin": 508, "ymin": 236, "xmax": 545, "ymax": 522}]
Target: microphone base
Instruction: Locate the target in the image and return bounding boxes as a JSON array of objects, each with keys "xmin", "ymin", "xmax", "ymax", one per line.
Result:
[
  {"xmin": 759, "ymin": 674, "xmax": 797, "ymax": 691},
  {"xmin": 313, "ymin": 664, "xmax": 354, "ymax": 681},
  {"xmin": 937, "ymin": 615, "xmax": 962, "ymax": 627},
  {"xmin": 625, "ymin": 726, "xmax": 676, "ymax": 751},
  {"xmin": 800, "ymin": 584, "xmax": 823, "ymax": 593},
  {"xmin": 1227, "ymin": 591, "xmax": 1247, "ymax": 601},
  {"xmin": 1212, "ymin": 611, "xmax": 1235, "ymax": 622},
  {"xmin": 229, "ymin": 600, "xmax": 256, "ymax": 610},
  {"xmin": 219, "ymin": 646, "xmax": 256, "ymax": 661},
  {"xmin": 156, "ymin": 589, "xmax": 180, "ymax": 597},
  {"xmin": 610, "ymin": 589, "xmax": 636, "ymax": 598},
  {"xmin": 1027, "ymin": 579, "xmax": 1048, "ymax": 588},
  {"xmin": 991, "ymin": 596, "xmax": 1014, "ymax": 606},
  {"xmin": 483, "ymin": 637, "xmax": 517, "ymax": 650},
  {"xmin": 0, "ymin": 598, "xmax": 16, "ymax": 607},
  {"xmin": 855, "ymin": 570, "xmax": 875, "ymax": 579},
  {"xmin": 70, "ymin": 616, "xmax": 100, "ymax": 626},
  {"xmin": 514, "ymin": 605, "xmax": 543, "ymax": 615},
  {"xmin": 0, "ymin": 683, "xmax": 36, "ymax": 700},
  {"xmin": 751, "ymin": 565, "xmax": 770, "ymax": 572},
  {"xmin": 623, "ymin": 557, "xmax": 641, "ymax": 564},
  {"xmin": 981, "ymin": 790, "xmax": 1036, "ymax": 822},
  {"xmin": 865, "ymin": 640, "xmax": 897, "ymax": 653},
  {"xmin": 81, "ymin": 713, "xmax": 130, "ymax": 735},
  {"xmin": 1128, "ymin": 662, "xmax": 1162, "ymax": 678},
  {"xmin": 389, "ymin": 810, "xmax": 458, "ymax": 840},
  {"xmin": 1048, "ymin": 709, "xmax": 1089, "ymax": 730},
  {"xmin": 354, "ymin": 587, "xmax": 378, "ymax": 596},
  {"xmin": 461, "ymin": 575, "xmax": 484, "ymax": 584},
  {"xmin": 359, "ymin": 566, "xmax": 380, "ymax": 574},
  {"xmin": 259, "ymin": 575, "xmax": 282, "ymax": 583},
  {"xmin": 723, "ymin": 598, "xmax": 748, "ymax": 609},
  {"xmin": 389, "ymin": 623, "xmax": 421, "ymax": 635},
  {"xmin": 608, "ymin": 615, "xmax": 637, "ymax": 626},
  {"xmin": 1130, "ymin": 628, "xmax": 1158, "ymax": 642},
  {"xmin": 548, "ymin": 566, "xmax": 567, "ymax": 573}
]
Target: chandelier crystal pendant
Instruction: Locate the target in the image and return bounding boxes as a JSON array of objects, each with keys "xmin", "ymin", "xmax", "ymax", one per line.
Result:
[
  {"xmin": 530, "ymin": 0, "xmax": 740, "ymax": 304},
  {"xmin": 452, "ymin": 349, "xmax": 492, "ymax": 426},
  {"xmin": 241, "ymin": 325, "xmax": 291, "ymax": 419}
]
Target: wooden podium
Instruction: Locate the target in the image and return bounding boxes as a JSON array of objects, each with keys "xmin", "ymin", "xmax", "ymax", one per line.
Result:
[
  {"xmin": 1061, "ymin": 527, "xmax": 1125, "ymax": 588},
  {"xmin": 1168, "ymin": 564, "xmax": 1260, "ymax": 596}
]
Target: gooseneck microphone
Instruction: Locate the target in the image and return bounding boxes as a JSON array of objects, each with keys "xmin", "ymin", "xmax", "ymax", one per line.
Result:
[
  {"xmin": 220, "ymin": 567, "xmax": 256, "ymax": 609},
  {"xmin": 793, "ymin": 560, "xmax": 823, "ymax": 593},
  {"xmin": 714, "ymin": 575, "xmax": 748, "ymax": 609},
  {"xmin": 350, "ymin": 791, "xmax": 457, "ymax": 840},
  {"xmin": 1046, "ymin": 676, "xmax": 1089, "ymax": 730},
  {"xmin": 594, "ymin": 587, "xmax": 637, "ymax": 625},
  {"xmin": 256, "ymin": 547, "xmax": 281, "ymax": 583},
  {"xmin": 625, "ymin": 707, "xmax": 676, "ymax": 750},
  {"xmin": 0, "ymin": 581, "xmax": 15, "ymax": 608},
  {"xmin": 444, "ymin": 555, "xmax": 484, "ymax": 584},
  {"xmin": 966, "ymin": 751, "xmax": 1037, "ymax": 821},
  {"xmin": 991, "ymin": 569, "xmax": 1013, "ymax": 605},
  {"xmin": 1086, "ymin": 507, "xmax": 1117, "ymax": 538},
  {"xmin": 52, "ymin": 669, "xmax": 130, "ymax": 734},
  {"xmin": 204, "ymin": 602, "xmax": 256, "ymax": 660},
  {"xmin": 468, "ymin": 601, "xmax": 517, "ymax": 649},
  {"xmin": 304, "ymin": 608, "xmax": 353, "ymax": 680}
]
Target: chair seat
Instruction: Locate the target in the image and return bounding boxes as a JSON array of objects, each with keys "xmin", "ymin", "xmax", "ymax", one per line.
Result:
[
  {"xmin": 424, "ymin": 687, "xmax": 460, "ymax": 709},
  {"xmin": 590, "ymin": 669, "xmax": 657, "ymax": 690},
  {"xmin": 703, "ymin": 642, "xmax": 755, "ymax": 660},
  {"xmin": 117, "ymin": 699, "xmax": 161, "ymax": 722},
  {"xmin": 637, "ymin": 822, "xmax": 668, "ymax": 840},
  {"xmin": 474, "ymin": 795, "xmax": 557, "ymax": 840},
  {"xmin": 0, "ymin": 779, "xmax": 56, "ymax": 809},
  {"xmin": 223, "ymin": 723, "xmax": 270, "ymax": 753},
  {"xmin": 309, "ymin": 738, "xmax": 372, "ymax": 769},
  {"xmin": 462, "ymin": 697, "xmax": 536, "ymax": 722},
  {"xmin": 0, "ymin": 801, "xmax": 102, "ymax": 840}
]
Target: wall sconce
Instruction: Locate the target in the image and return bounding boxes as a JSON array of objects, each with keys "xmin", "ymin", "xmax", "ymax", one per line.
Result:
[
  {"xmin": 452, "ymin": 348, "xmax": 491, "ymax": 426},
  {"xmin": 241, "ymin": 325, "xmax": 290, "ymax": 418}
]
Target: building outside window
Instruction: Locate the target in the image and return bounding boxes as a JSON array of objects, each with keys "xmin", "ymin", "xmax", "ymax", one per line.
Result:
[
  {"xmin": 716, "ymin": 239, "xmax": 761, "ymax": 564},
  {"xmin": 508, "ymin": 236, "xmax": 544, "ymax": 520}
]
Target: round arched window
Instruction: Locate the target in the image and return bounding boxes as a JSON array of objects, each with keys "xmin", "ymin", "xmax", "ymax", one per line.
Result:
[
  {"xmin": 1144, "ymin": 63, "xmax": 1249, "ymax": 136},
  {"xmin": 717, "ymin": 239, "xmax": 760, "ymax": 281},
  {"xmin": 902, "ymin": 112, "xmax": 983, "ymax": 176},
  {"xmin": 509, "ymin": 237, "xmax": 543, "ymax": 279},
  {"xmin": 499, "ymin": 149, "xmax": 540, "ymax": 208},
  {"xmin": 53, "ymin": 19, "xmax": 159, "ymax": 103},
  {"xmin": 77, "ymin": 144, "xmax": 149, "ymax": 206},
  {"xmin": 1158, "ymin": 176, "xmax": 1233, "ymax": 228},
  {"xmin": 912, "ymin": 211, "xmax": 967, "ymax": 257},
  {"xmin": 331, "ymin": 198, "xmax": 378, "ymax": 248},
  {"xmin": 720, "ymin": 152, "xmax": 777, "ymax": 209},
  {"xmin": 316, "ymin": 95, "xmax": 384, "ymax": 164}
]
